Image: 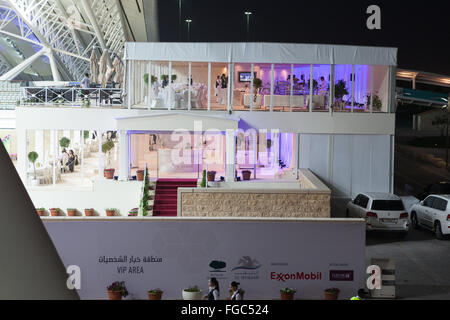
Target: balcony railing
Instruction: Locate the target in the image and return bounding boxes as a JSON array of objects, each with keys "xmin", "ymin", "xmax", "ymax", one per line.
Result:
[{"xmin": 21, "ymin": 87, "xmax": 123, "ymax": 107}]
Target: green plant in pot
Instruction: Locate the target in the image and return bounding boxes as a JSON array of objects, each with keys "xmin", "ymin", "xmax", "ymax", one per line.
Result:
[
  {"xmin": 59, "ymin": 137, "xmax": 70, "ymax": 149},
  {"xmin": 106, "ymin": 208, "xmax": 117, "ymax": 217},
  {"xmin": 280, "ymin": 287, "xmax": 296, "ymax": 300},
  {"xmin": 182, "ymin": 285, "xmax": 202, "ymax": 300},
  {"xmin": 253, "ymin": 77, "xmax": 263, "ymax": 102},
  {"xmin": 334, "ymin": 80, "xmax": 349, "ymax": 110},
  {"xmin": 107, "ymin": 281, "xmax": 128, "ymax": 300},
  {"xmin": 366, "ymin": 94, "xmax": 382, "ymax": 111},
  {"xmin": 148, "ymin": 288, "xmax": 163, "ymax": 300},
  {"xmin": 200, "ymin": 170, "xmax": 206, "ymax": 188},
  {"xmin": 171, "ymin": 74, "xmax": 177, "ymax": 82},
  {"xmin": 324, "ymin": 288, "xmax": 340, "ymax": 300},
  {"xmin": 102, "ymin": 140, "xmax": 115, "ymax": 179},
  {"xmin": 28, "ymin": 151, "xmax": 39, "ymax": 186}
]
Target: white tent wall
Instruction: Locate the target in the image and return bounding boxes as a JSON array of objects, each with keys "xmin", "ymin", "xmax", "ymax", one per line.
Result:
[{"xmin": 298, "ymin": 134, "xmax": 392, "ymax": 199}]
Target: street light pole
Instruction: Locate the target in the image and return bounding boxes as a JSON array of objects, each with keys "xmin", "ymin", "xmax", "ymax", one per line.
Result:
[
  {"xmin": 178, "ymin": 0, "xmax": 182, "ymax": 41},
  {"xmin": 245, "ymin": 12, "xmax": 252, "ymax": 42},
  {"xmin": 186, "ymin": 19, "xmax": 192, "ymax": 42}
]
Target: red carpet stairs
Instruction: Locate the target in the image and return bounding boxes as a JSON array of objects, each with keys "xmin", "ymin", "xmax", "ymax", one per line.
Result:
[{"xmin": 152, "ymin": 179, "xmax": 198, "ymax": 217}]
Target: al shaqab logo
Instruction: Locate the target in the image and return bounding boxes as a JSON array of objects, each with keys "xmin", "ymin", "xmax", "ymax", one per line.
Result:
[{"xmin": 232, "ymin": 256, "xmax": 262, "ymax": 271}]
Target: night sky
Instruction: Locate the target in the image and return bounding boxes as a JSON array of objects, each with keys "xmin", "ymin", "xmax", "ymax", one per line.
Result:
[{"xmin": 157, "ymin": 0, "xmax": 450, "ymax": 75}]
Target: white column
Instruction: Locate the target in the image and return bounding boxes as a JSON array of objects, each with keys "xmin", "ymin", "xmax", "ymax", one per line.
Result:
[
  {"xmin": 225, "ymin": 129, "xmax": 236, "ymax": 182},
  {"xmin": 227, "ymin": 63, "xmax": 232, "ymax": 112},
  {"xmin": 118, "ymin": 130, "xmax": 129, "ymax": 181},
  {"xmin": 168, "ymin": 61, "xmax": 173, "ymax": 110},
  {"xmin": 80, "ymin": 131, "xmax": 85, "ymax": 184},
  {"xmin": 127, "ymin": 60, "xmax": 132, "ymax": 109},
  {"xmin": 34, "ymin": 130, "xmax": 44, "ymax": 165},
  {"xmin": 293, "ymin": 133, "xmax": 299, "ymax": 179},
  {"xmin": 272, "ymin": 130, "xmax": 279, "ymax": 178},
  {"xmin": 250, "ymin": 63, "xmax": 254, "ymax": 112},
  {"xmin": 290, "ymin": 64, "xmax": 294, "ymax": 112},
  {"xmin": 270, "ymin": 63, "xmax": 274, "ymax": 112},
  {"xmin": 252, "ymin": 130, "xmax": 257, "ymax": 179},
  {"xmin": 309, "ymin": 64, "xmax": 313, "ymax": 112},
  {"xmin": 17, "ymin": 129, "xmax": 27, "ymax": 184},
  {"xmin": 207, "ymin": 62, "xmax": 211, "ymax": 111},
  {"xmin": 98, "ymin": 131, "xmax": 103, "ymax": 178},
  {"xmin": 52, "ymin": 130, "xmax": 56, "ymax": 188},
  {"xmin": 188, "ymin": 62, "xmax": 192, "ymax": 110},
  {"xmin": 329, "ymin": 64, "xmax": 334, "ymax": 113},
  {"xmin": 147, "ymin": 61, "xmax": 152, "ymax": 109},
  {"xmin": 351, "ymin": 64, "xmax": 355, "ymax": 112},
  {"xmin": 370, "ymin": 66, "xmax": 374, "ymax": 113}
]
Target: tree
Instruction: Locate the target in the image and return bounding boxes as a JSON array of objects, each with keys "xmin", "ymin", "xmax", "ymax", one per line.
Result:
[
  {"xmin": 28, "ymin": 151, "xmax": 39, "ymax": 180},
  {"xmin": 59, "ymin": 137, "xmax": 70, "ymax": 149},
  {"xmin": 102, "ymin": 140, "xmax": 115, "ymax": 168}
]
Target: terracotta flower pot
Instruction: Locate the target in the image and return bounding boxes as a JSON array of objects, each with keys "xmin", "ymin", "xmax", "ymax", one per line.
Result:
[
  {"xmin": 280, "ymin": 292, "xmax": 294, "ymax": 300},
  {"xmin": 136, "ymin": 170, "xmax": 145, "ymax": 181},
  {"xmin": 107, "ymin": 291, "xmax": 123, "ymax": 300},
  {"xmin": 242, "ymin": 170, "xmax": 251, "ymax": 181},
  {"xmin": 106, "ymin": 210, "xmax": 116, "ymax": 217},
  {"xmin": 148, "ymin": 292, "xmax": 163, "ymax": 300},
  {"xmin": 37, "ymin": 209, "xmax": 45, "ymax": 216},
  {"xmin": 85, "ymin": 209, "xmax": 94, "ymax": 216},
  {"xmin": 50, "ymin": 208, "xmax": 59, "ymax": 216},
  {"xmin": 324, "ymin": 290, "xmax": 340, "ymax": 300},
  {"xmin": 207, "ymin": 171, "xmax": 216, "ymax": 182},
  {"xmin": 67, "ymin": 209, "xmax": 77, "ymax": 216},
  {"xmin": 104, "ymin": 169, "xmax": 115, "ymax": 180}
]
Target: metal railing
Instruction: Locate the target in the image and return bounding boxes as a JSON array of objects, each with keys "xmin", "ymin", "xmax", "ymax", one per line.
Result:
[{"xmin": 21, "ymin": 87, "xmax": 124, "ymax": 107}]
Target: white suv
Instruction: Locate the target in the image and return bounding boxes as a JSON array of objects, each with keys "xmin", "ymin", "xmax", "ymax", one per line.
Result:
[
  {"xmin": 410, "ymin": 195, "xmax": 450, "ymax": 240},
  {"xmin": 346, "ymin": 193, "xmax": 410, "ymax": 234}
]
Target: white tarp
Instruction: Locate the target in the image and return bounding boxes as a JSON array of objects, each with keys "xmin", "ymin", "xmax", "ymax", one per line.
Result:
[{"xmin": 125, "ymin": 42, "xmax": 397, "ymax": 66}]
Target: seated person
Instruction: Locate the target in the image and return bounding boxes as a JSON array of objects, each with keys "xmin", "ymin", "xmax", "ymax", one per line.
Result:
[{"xmin": 66, "ymin": 150, "xmax": 76, "ymax": 173}]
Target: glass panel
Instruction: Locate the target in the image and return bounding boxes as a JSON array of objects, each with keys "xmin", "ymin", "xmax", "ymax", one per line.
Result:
[
  {"xmin": 291, "ymin": 64, "xmax": 309, "ymax": 112},
  {"xmin": 372, "ymin": 65, "xmax": 390, "ymax": 113},
  {"xmin": 171, "ymin": 61, "xmax": 189, "ymax": 109},
  {"xmin": 210, "ymin": 63, "xmax": 228, "ymax": 111},
  {"xmin": 252, "ymin": 63, "xmax": 271, "ymax": 112},
  {"xmin": 371, "ymin": 200, "xmax": 405, "ymax": 211},
  {"xmin": 353, "ymin": 65, "xmax": 371, "ymax": 112},
  {"xmin": 333, "ymin": 65, "xmax": 352, "ymax": 112},
  {"xmin": 233, "ymin": 63, "xmax": 253, "ymax": 111},
  {"xmin": 145, "ymin": 61, "xmax": 169, "ymax": 109},
  {"xmin": 273, "ymin": 64, "xmax": 291, "ymax": 112},
  {"xmin": 311, "ymin": 64, "xmax": 330, "ymax": 112}
]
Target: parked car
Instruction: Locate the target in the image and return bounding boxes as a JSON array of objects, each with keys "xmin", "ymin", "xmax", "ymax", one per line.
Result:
[
  {"xmin": 417, "ymin": 182, "xmax": 450, "ymax": 201},
  {"xmin": 410, "ymin": 195, "xmax": 450, "ymax": 240},
  {"xmin": 346, "ymin": 193, "xmax": 410, "ymax": 234}
]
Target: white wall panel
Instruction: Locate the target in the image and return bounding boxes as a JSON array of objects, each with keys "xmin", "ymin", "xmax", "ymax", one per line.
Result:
[
  {"xmin": 299, "ymin": 134, "xmax": 330, "ymax": 184},
  {"xmin": 331, "ymin": 135, "xmax": 352, "ymax": 197}
]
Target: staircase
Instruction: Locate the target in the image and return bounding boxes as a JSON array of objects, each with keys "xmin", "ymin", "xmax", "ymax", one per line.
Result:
[{"xmin": 153, "ymin": 179, "xmax": 198, "ymax": 217}]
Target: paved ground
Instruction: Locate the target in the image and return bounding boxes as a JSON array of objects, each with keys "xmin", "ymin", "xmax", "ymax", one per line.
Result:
[{"xmin": 331, "ymin": 148, "xmax": 450, "ymax": 300}]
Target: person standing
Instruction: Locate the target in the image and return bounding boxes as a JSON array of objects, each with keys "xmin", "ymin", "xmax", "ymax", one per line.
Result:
[
  {"xmin": 220, "ymin": 74, "xmax": 227, "ymax": 105},
  {"xmin": 230, "ymin": 281, "xmax": 243, "ymax": 300},
  {"xmin": 80, "ymin": 73, "xmax": 91, "ymax": 102},
  {"xmin": 203, "ymin": 278, "xmax": 220, "ymax": 300},
  {"xmin": 214, "ymin": 75, "xmax": 220, "ymax": 99}
]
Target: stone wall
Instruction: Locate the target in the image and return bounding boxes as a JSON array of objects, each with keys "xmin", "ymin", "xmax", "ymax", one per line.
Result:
[{"xmin": 179, "ymin": 191, "xmax": 330, "ymax": 218}]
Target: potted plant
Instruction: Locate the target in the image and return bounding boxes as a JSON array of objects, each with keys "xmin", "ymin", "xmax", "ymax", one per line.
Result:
[
  {"xmin": 253, "ymin": 77, "xmax": 262, "ymax": 102},
  {"xmin": 50, "ymin": 208, "xmax": 60, "ymax": 216},
  {"xmin": 334, "ymin": 80, "xmax": 349, "ymax": 110},
  {"xmin": 148, "ymin": 288, "xmax": 163, "ymax": 300},
  {"xmin": 207, "ymin": 171, "xmax": 216, "ymax": 182},
  {"xmin": 324, "ymin": 288, "xmax": 340, "ymax": 300},
  {"xmin": 366, "ymin": 94, "xmax": 382, "ymax": 111},
  {"xmin": 102, "ymin": 140, "xmax": 115, "ymax": 179},
  {"xmin": 280, "ymin": 288, "xmax": 296, "ymax": 300},
  {"xmin": 36, "ymin": 208, "xmax": 46, "ymax": 216},
  {"xmin": 136, "ymin": 169, "xmax": 145, "ymax": 181},
  {"xmin": 67, "ymin": 208, "xmax": 77, "ymax": 216},
  {"xmin": 171, "ymin": 74, "xmax": 177, "ymax": 82},
  {"xmin": 107, "ymin": 281, "xmax": 128, "ymax": 300},
  {"xmin": 182, "ymin": 285, "xmax": 203, "ymax": 300},
  {"xmin": 59, "ymin": 137, "xmax": 71, "ymax": 150},
  {"xmin": 200, "ymin": 170, "xmax": 206, "ymax": 188},
  {"xmin": 85, "ymin": 208, "xmax": 94, "ymax": 216},
  {"xmin": 242, "ymin": 170, "xmax": 251, "ymax": 181},
  {"xmin": 128, "ymin": 208, "xmax": 138, "ymax": 217},
  {"xmin": 106, "ymin": 208, "xmax": 116, "ymax": 217},
  {"xmin": 28, "ymin": 151, "xmax": 39, "ymax": 186}
]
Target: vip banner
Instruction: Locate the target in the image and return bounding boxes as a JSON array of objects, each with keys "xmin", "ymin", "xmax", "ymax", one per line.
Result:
[{"xmin": 43, "ymin": 219, "xmax": 366, "ymax": 300}]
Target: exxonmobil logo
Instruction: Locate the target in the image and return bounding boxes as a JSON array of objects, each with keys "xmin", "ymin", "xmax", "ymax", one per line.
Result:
[{"xmin": 270, "ymin": 272, "xmax": 322, "ymax": 282}]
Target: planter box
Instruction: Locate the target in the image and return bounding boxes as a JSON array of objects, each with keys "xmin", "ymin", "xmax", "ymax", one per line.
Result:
[
  {"xmin": 182, "ymin": 290, "xmax": 202, "ymax": 300},
  {"xmin": 107, "ymin": 291, "xmax": 122, "ymax": 300},
  {"xmin": 106, "ymin": 210, "xmax": 116, "ymax": 217},
  {"xmin": 148, "ymin": 292, "xmax": 163, "ymax": 300},
  {"xmin": 85, "ymin": 209, "xmax": 94, "ymax": 216}
]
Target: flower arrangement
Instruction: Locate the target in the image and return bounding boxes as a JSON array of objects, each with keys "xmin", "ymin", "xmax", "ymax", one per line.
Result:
[
  {"xmin": 129, "ymin": 208, "xmax": 138, "ymax": 216},
  {"xmin": 184, "ymin": 285, "xmax": 201, "ymax": 293}
]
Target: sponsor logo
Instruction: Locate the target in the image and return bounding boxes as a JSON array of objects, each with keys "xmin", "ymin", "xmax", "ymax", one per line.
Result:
[
  {"xmin": 232, "ymin": 256, "xmax": 261, "ymax": 271},
  {"xmin": 209, "ymin": 260, "xmax": 227, "ymax": 272},
  {"xmin": 329, "ymin": 270, "xmax": 354, "ymax": 281},
  {"xmin": 270, "ymin": 272, "xmax": 322, "ymax": 282}
]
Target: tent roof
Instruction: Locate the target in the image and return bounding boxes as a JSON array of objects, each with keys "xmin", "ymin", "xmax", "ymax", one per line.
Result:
[{"xmin": 125, "ymin": 42, "xmax": 397, "ymax": 66}]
